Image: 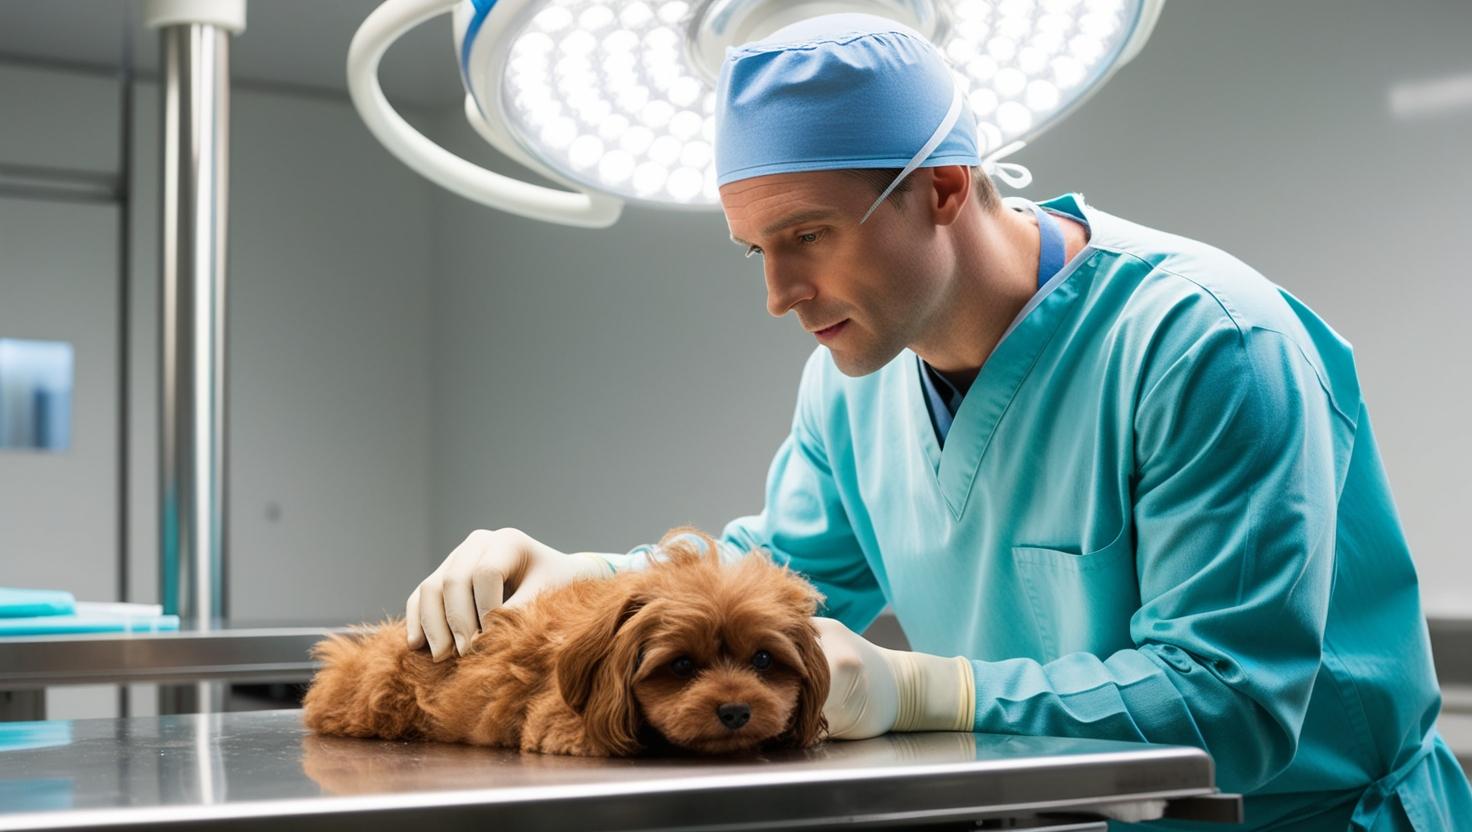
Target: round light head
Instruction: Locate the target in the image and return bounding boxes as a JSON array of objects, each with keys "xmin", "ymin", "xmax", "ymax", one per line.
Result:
[{"xmin": 455, "ymin": 0, "xmax": 1159, "ymax": 209}]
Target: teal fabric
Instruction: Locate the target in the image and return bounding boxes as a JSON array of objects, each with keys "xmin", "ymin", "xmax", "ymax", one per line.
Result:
[
  {"xmin": 0, "ymin": 588, "xmax": 75, "ymax": 618},
  {"xmin": 612, "ymin": 193, "xmax": 1471, "ymax": 829},
  {"xmin": 0, "ymin": 614, "xmax": 179, "ymax": 636},
  {"xmin": 919, "ymin": 203, "xmax": 1070, "ymax": 447},
  {"xmin": 0, "ymin": 590, "xmax": 176, "ymax": 635},
  {"xmin": 0, "ymin": 721, "xmax": 72, "ymax": 753}
]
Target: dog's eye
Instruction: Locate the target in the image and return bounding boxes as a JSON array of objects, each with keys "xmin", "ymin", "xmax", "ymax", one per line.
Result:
[
  {"xmin": 670, "ymin": 657, "xmax": 695, "ymax": 678},
  {"xmin": 751, "ymin": 650, "xmax": 773, "ymax": 671}
]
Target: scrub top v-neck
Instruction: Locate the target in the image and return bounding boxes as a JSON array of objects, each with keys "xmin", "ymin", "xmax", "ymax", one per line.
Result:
[{"xmin": 917, "ymin": 203, "xmax": 1072, "ymax": 448}]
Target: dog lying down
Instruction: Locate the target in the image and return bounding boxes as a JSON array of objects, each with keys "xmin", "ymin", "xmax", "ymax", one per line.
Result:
[{"xmin": 303, "ymin": 529, "xmax": 831, "ymax": 757}]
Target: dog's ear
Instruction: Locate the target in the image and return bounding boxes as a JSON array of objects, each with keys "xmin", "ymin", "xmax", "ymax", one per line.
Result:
[
  {"xmin": 776, "ymin": 617, "xmax": 831, "ymax": 748},
  {"xmin": 556, "ymin": 592, "xmax": 653, "ymax": 756},
  {"xmin": 656, "ymin": 526, "xmax": 721, "ymax": 566}
]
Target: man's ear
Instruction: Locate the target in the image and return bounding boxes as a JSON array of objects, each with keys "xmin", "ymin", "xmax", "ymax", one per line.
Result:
[{"xmin": 929, "ymin": 164, "xmax": 972, "ymax": 226}]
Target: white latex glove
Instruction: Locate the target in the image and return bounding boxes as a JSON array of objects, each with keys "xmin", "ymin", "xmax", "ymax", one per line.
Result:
[
  {"xmin": 812, "ymin": 616, "xmax": 976, "ymax": 739},
  {"xmin": 406, "ymin": 528, "xmax": 615, "ymax": 661}
]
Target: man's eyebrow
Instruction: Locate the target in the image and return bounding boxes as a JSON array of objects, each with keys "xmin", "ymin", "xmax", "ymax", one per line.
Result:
[{"xmin": 730, "ymin": 208, "xmax": 840, "ymax": 247}]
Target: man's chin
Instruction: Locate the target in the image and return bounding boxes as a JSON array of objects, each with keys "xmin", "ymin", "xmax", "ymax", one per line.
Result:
[{"xmin": 827, "ymin": 343, "xmax": 901, "ymax": 378}]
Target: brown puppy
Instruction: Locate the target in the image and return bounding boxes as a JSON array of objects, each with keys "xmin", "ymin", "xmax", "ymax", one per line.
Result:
[{"xmin": 302, "ymin": 528, "xmax": 830, "ymax": 756}]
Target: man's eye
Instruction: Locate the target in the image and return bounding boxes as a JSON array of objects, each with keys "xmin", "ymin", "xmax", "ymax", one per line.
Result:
[
  {"xmin": 798, "ymin": 231, "xmax": 820, "ymax": 244},
  {"xmin": 744, "ymin": 245, "xmax": 763, "ymax": 258}
]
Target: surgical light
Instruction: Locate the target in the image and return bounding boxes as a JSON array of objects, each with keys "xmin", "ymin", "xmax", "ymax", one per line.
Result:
[{"xmin": 348, "ymin": 0, "xmax": 1164, "ymax": 228}]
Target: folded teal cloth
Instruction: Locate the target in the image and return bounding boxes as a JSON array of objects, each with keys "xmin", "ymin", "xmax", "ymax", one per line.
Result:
[
  {"xmin": 0, "ymin": 721, "xmax": 72, "ymax": 752},
  {"xmin": 0, "ymin": 614, "xmax": 179, "ymax": 636},
  {"xmin": 0, "ymin": 588, "xmax": 75, "ymax": 618}
]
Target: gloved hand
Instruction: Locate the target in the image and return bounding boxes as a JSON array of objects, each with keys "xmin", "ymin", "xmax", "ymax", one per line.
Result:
[
  {"xmin": 811, "ymin": 616, "xmax": 976, "ymax": 739},
  {"xmin": 406, "ymin": 528, "xmax": 615, "ymax": 661}
]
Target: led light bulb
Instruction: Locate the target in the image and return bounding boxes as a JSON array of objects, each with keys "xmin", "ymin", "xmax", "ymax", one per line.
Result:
[
  {"xmin": 533, "ymin": 6, "xmax": 572, "ymax": 32},
  {"xmin": 560, "ymin": 29, "xmax": 596, "ymax": 56},
  {"xmin": 679, "ymin": 140, "xmax": 711, "ymax": 168},
  {"xmin": 967, "ymin": 54, "xmax": 999, "ymax": 81},
  {"xmin": 658, "ymin": 1, "xmax": 690, "ymax": 24},
  {"xmin": 1018, "ymin": 46, "xmax": 1047, "ymax": 74},
  {"xmin": 667, "ymin": 166, "xmax": 703, "ymax": 201},
  {"xmin": 540, "ymin": 116, "xmax": 577, "ymax": 149},
  {"xmin": 620, "ymin": 125, "xmax": 655, "ymax": 155},
  {"xmin": 568, "ymin": 135, "xmax": 604, "ymax": 169},
  {"xmin": 987, "ymin": 36, "xmax": 1017, "ymax": 60},
  {"xmin": 641, "ymin": 100, "xmax": 675, "ymax": 128},
  {"xmin": 649, "ymin": 135, "xmax": 682, "ymax": 165},
  {"xmin": 632, "ymin": 161, "xmax": 669, "ymax": 194},
  {"xmin": 1025, "ymin": 79, "xmax": 1060, "ymax": 111},
  {"xmin": 619, "ymin": 2, "xmax": 652, "ymax": 28},
  {"xmin": 578, "ymin": 5, "xmax": 613, "ymax": 31},
  {"xmin": 669, "ymin": 77, "xmax": 702, "ymax": 107},
  {"xmin": 996, "ymin": 100, "xmax": 1033, "ymax": 133},
  {"xmin": 598, "ymin": 150, "xmax": 635, "ymax": 185},
  {"xmin": 668, "ymin": 110, "xmax": 702, "ymax": 139},
  {"xmin": 1052, "ymin": 54, "xmax": 1085, "ymax": 88},
  {"xmin": 996, "ymin": 16, "xmax": 1029, "ymax": 41},
  {"xmin": 1079, "ymin": 12, "xmax": 1118, "ymax": 38},
  {"xmin": 995, "ymin": 67, "xmax": 1026, "ymax": 98},
  {"xmin": 969, "ymin": 87, "xmax": 1000, "ymax": 116},
  {"xmin": 616, "ymin": 85, "xmax": 651, "ymax": 112},
  {"xmin": 603, "ymin": 29, "xmax": 639, "ymax": 53},
  {"xmin": 597, "ymin": 113, "xmax": 630, "ymax": 141}
]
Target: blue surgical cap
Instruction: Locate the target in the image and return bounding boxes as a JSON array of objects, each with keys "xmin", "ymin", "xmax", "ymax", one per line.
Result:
[{"xmin": 714, "ymin": 13, "xmax": 980, "ymax": 193}]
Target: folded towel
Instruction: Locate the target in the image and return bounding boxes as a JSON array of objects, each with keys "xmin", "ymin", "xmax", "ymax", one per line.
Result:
[
  {"xmin": 0, "ymin": 721, "xmax": 72, "ymax": 752},
  {"xmin": 0, "ymin": 589, "xmax": 178, "ymax": 635},
  {"xmin": 0, "ymin": 588, "xmax": 75, "ymax": 618},
  {"xmin": 73, "ymin": 601, "xmax": 164, "ymax": 618},
  {"xmin": 0, "ymin": 613, "xmax": 179, "ymax": 636}
]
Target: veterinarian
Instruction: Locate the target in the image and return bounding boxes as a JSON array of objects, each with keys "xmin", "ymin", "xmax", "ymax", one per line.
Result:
[{"xmin": 405, "ymin": 13, "xmax": 1472, "ymax": 830}]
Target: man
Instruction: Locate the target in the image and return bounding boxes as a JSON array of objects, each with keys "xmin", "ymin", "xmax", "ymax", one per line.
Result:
[{"xmin": 406, "ymin": 13, "xmax": 1471, "ymax": 830}]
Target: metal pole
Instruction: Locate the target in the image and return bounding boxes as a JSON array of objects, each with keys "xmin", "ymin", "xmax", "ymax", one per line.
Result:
[
  {"xmin": 150, "ymin": 0, "xmax": 246, "ymax": 714},
  {"xmin": 118, "ymin": 8, "xmax": 136, "ymax": 721}
]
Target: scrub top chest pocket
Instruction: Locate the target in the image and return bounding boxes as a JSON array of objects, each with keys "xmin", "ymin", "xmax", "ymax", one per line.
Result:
[{"xmin": 1012, "ymin": 523, "xmax": 1140, "ymax": 661}]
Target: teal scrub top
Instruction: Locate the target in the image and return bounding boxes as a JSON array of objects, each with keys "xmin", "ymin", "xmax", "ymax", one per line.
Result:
[{"xmin": 614, "ymin": 194, "xmax": 1472, "ymax": 830}]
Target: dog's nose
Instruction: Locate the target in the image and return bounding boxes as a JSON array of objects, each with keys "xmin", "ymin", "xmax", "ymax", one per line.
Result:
[{"xmin": 717, "ymin": 703, "xmax": 751, "ymax": 730}]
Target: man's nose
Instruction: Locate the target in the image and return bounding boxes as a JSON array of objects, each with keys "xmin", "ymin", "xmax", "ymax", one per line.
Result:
[{"xmin": 765, "ymin": 264, "xmax": 815, "ymax": 318}]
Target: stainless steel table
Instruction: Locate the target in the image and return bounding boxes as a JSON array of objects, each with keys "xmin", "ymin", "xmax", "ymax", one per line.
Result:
[
  {"xmin": 0, "ymin": 616, "xmax": 902, "ymax": 721},
  {"xmin": 0, "ymin": 623, "xmax": 347, "ymax": 721},
  {"xmin": 0, "ymin": 709, "xmax": 1240, "ymax": 831}
]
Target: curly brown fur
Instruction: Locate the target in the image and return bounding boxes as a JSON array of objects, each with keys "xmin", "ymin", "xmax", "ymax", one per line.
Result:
[{"xmin": 302, "ymin": 528, "xmax": 830, "ymax": 757}]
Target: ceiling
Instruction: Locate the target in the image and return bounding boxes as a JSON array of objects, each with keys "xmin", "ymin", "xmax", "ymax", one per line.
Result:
[{"xmin": 0, "ymin": 0, "xmax": 464, "ymax": 108}]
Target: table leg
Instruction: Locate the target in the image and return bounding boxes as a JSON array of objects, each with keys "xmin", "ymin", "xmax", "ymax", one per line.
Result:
[{"xmin": 0, "ymin": 689, "xmax": 46, "ymax": 721}]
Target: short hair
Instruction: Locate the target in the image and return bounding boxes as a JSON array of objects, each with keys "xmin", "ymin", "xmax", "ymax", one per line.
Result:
[{"xmin": 839, "ymin": 165, "xmax": 1000, "ymax": 214}]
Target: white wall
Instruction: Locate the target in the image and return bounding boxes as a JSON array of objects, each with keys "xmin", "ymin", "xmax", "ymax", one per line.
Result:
[{"xmin": 0, "ymin": 61, "xmax": 442, "ymax": 718}]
